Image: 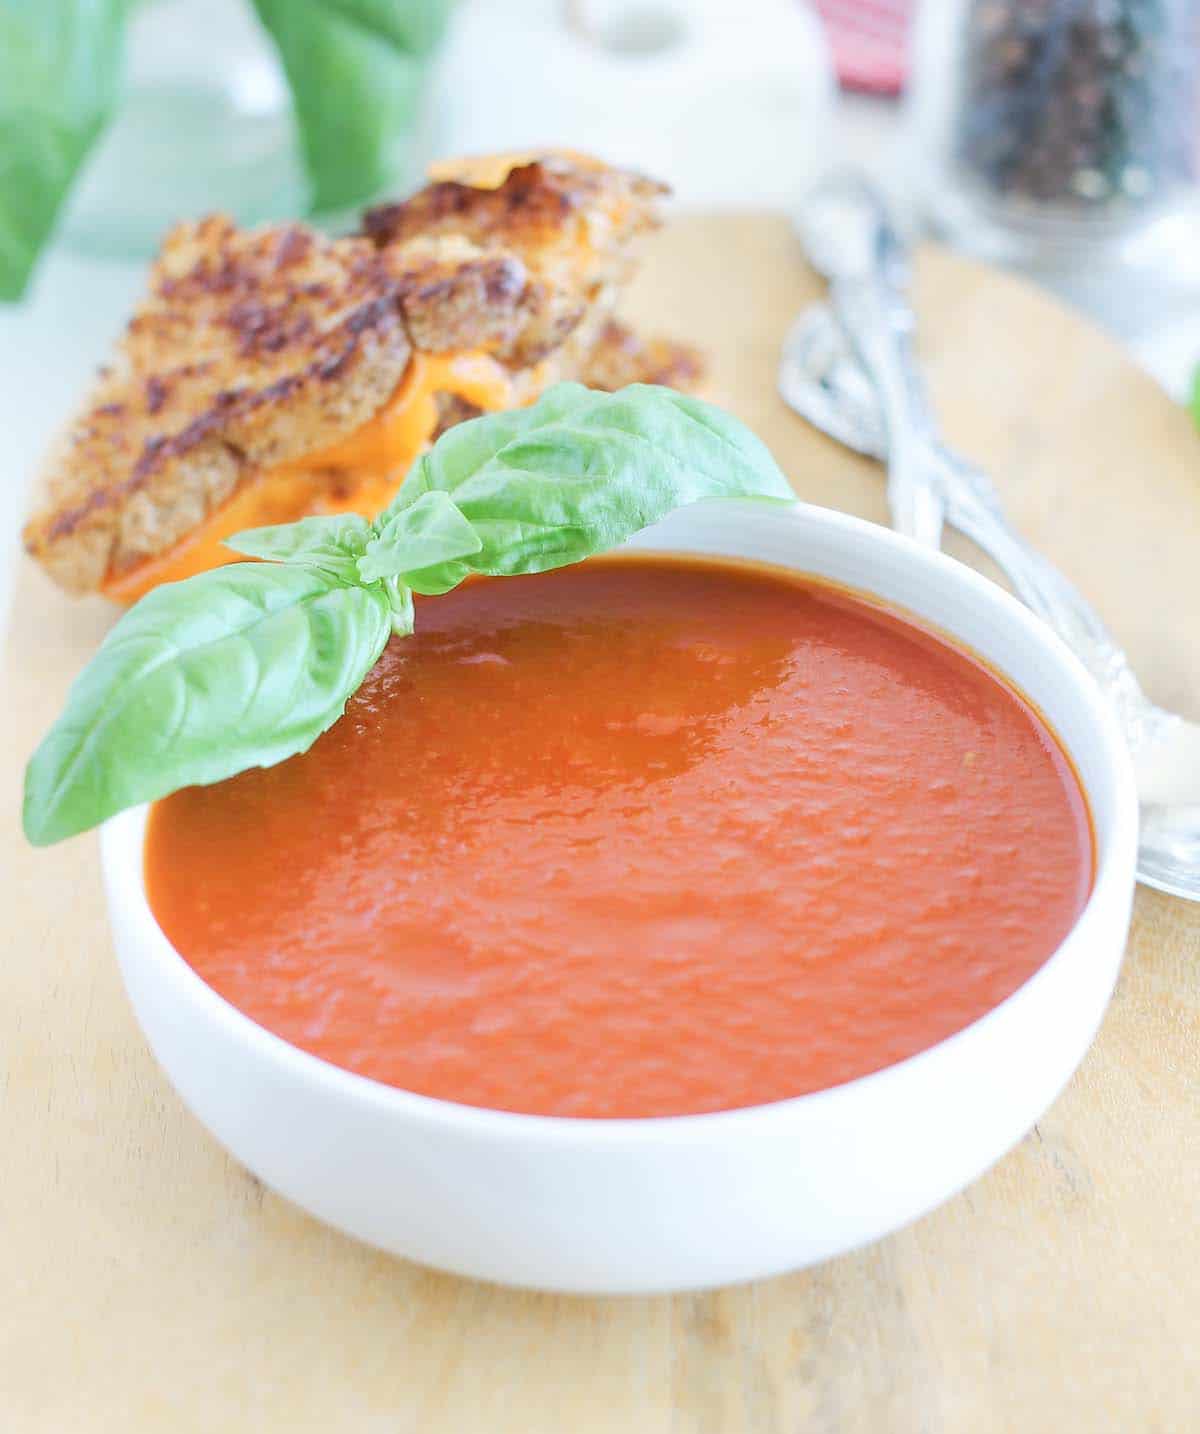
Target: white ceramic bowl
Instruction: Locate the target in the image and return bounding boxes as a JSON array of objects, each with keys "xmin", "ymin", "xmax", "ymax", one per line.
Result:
[{"xmin": 100, "ymin": 500, "xmax": 1139, "ymax": 1294}]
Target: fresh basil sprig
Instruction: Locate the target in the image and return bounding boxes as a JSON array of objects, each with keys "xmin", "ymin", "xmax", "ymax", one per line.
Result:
[
  {"xmin": 24, "ymin": 383, "xmax": 794, "ymax": 845},
  {"xmin": 377, "ymin": 381, "xmax": 794, "ymax": 589},
  {"xmin": 224, "ymin": 512, "xmax": 374, "ymax": 581}
]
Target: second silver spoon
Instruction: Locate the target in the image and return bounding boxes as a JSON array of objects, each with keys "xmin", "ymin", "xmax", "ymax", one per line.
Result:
[{"xmin": 780, "ymin": 302, "xmax": 1200, "ymax": 902}]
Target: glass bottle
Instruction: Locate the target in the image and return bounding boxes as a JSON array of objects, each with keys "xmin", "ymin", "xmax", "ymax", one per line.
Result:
[{"xmin": 908, "ymin": 0, "xmax": 1200, "ymax": 266}]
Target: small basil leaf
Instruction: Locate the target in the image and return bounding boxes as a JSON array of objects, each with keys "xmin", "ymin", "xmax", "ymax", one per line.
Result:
[
  {"xmin": 23, "ymin": 564, "xmax": 391, "ymax": 845},
  {"xmin": 358, "ymin": 490, "xmax": 482, "ymax": 591},
  {"xmin": 384, "ymin": 382, "xmax": 794, "ymax": 577},
  {"xmin": 225, "ymin": 513, "xmax": 373, "ymax": 581}
]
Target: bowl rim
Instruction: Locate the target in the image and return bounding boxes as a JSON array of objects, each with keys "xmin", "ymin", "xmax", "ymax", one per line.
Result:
[{"xmin": 101, "ymin": 498, "xmax": 1140, "ymax": 1143}]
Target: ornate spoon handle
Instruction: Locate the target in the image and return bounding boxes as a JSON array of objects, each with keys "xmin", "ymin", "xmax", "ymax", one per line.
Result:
[
  {"xmin": 936, "ymin": 451, "xmax": 1175, "ymax": 756},
  {"xmin": 828, "ymin": 274, "xmax": 946, "ymax": 550}
]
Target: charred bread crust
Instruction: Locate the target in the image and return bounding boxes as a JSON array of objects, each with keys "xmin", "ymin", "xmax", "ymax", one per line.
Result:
[
  {"xmin": 24, "ymin": 217, "xmax": 411, "ymax": 592},
  {"xmin": 580, "ymin": 320, "xmax": 707, "ymax": 393},
  {"xmin": 365, "ymin": 157, "xmax": 665, "ymax": 366},
  {"xmin": 362, "ymin": 157, "xmax": 666, "ymax": 274}
]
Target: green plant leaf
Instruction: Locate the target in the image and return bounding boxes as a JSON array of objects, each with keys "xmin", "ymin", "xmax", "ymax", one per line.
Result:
[
  {"xmin": 250, "ymin": 0, "xmax": 452, "ymax": 214},
  {"xmin": 25, "ymin": 382, "xmax": 798, "ymax": 843},
  {"xmin": 358, "ymin": 489, "xmax": 482, "ymax": 589},
  {"xmin": 383, "ymin": 382, "xmax": 795, "ymax": 579},
  {"xmin": 226, "ymin": 513, "xmax": 373, "ymax": 581},
  {"xmin": 0, "ymin": 0, "xmax": 128, "ymax": 300},
  {"xmin": 23, "ymin": 563, "xmax": 391, "ymax": 845}
]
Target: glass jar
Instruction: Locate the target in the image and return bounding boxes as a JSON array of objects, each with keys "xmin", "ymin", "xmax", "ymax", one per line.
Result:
[{"xmin": 907, "ymin": 0, "xmax": 1200, "ymax": 266}]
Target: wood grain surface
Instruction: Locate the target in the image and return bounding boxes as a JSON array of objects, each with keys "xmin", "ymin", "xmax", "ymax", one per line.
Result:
[{"xmin": 3, "ymin": 214, "xmax": 1198, "ymax": 1432}]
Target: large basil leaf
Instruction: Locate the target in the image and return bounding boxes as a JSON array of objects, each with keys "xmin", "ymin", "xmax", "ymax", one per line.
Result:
[
  {"xmin": 384, "ymin": 383, "xmax": 795, "ymax": 580},
  {"xmin": 251, "ymin": 0, "xmax": 452, "ymax": 214},
  {"xmin": 23, "ymin": 564, "xmax": 391, "ymax": 845},
  {"xmin": 0, "ymin": 0, "xmax": 128, "ymax": 300},
  {"xmin": 226, "ymin": 513, "xmax": 373, "ymax": 581}
]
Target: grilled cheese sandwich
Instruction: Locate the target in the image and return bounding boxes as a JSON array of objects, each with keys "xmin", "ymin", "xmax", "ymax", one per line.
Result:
[{"xmin": 24, "ymin": 153, "xmax": 705, "ymax": 600}]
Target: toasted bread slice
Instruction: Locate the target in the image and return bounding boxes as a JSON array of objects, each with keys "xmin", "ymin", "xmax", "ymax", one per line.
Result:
[
  {"xmin": 24, "ymin": 217, "xmax": 411, "ymax": 594},
  {"xmin": 581, "ymin": 319, "xmax": 707, "ymax": 394},
  {"xmin": 24, "ymin": 155, "xmax": 699, "ymax": 598},
  {"xmin": 363, "ymin": 155, "xmax": 665, "ymax": 343},
  {"xmin": 365, "ymin": 155, "xmax": 669, "ymax": 393}
]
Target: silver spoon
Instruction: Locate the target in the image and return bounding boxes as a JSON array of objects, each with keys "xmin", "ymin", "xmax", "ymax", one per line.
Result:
[
  {"xmin": 794, "ymin": 172, "xmax": 946, "ymax": 549},
  {"xmin": 779, "ymin": 302, "xmax": 1200, "ymax": 902}
]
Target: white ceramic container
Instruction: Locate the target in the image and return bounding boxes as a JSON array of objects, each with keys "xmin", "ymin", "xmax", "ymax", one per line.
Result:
[{"xmin": 100, "ymin": 499, "xmax": 1139, "ymax": 1294}]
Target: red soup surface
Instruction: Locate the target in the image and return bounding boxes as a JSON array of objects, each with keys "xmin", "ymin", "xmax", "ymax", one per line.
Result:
[{"xmin": 146, "ymin": 556, "xmax": 1093, "ymax": 1118}]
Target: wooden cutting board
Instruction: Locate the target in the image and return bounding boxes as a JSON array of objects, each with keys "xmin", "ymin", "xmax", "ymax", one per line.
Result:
[{"xmin": 3, "ymin": 213, "xmax": 1198, "ymax": 1432}]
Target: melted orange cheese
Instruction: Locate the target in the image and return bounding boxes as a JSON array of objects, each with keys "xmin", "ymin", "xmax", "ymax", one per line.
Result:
[
  {"xmin": 426, "ymin": 149, "xmax": 602, "ymax": 189},
  {"xmin": 102, "ymin": 351, "xmax": 513, "ymax": 604}
]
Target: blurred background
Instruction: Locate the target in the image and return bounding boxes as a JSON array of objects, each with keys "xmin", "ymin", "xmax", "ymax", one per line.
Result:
[{"xmin": 2, "ymin": 0, "xmax": 1198, "ymax": 619}]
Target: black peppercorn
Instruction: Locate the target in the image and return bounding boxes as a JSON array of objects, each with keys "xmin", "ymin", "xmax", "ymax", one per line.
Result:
[{"xmin": 951, "ymin": 0, "xmax": 1200, "ymax": 227}]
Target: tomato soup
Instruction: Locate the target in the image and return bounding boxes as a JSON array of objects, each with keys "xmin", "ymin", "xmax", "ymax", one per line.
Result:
[{"xmin": 145, "ymin": 556, "xmax": 1093, "ymax": 1118}]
